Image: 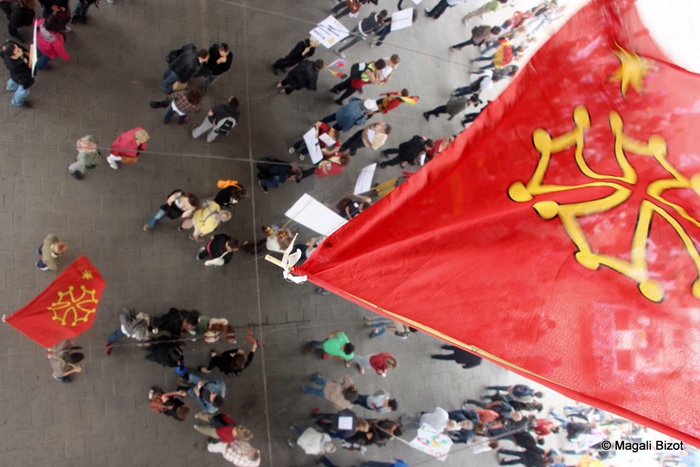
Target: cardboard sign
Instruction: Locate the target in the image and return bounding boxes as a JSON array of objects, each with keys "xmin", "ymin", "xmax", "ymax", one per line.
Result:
[{"xmin": 310, "ymin": 16, "xmax": 351, "ymax": 49}]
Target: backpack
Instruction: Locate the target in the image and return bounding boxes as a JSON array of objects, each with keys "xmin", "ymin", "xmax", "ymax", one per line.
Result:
[
  {"xmin": 350, "ymin": 62, "xmax": 366, "ymax": 80},
  {"xmin": 165, "ymin": 46, "xmax": 184, "ymax": 64},
  {"xmin": 149, "ymin": 394, "xmax": 167, "ymax": 414},
  {"xmin": 214, "ymin": 117, "xmax": 236, "ymax": 135}
]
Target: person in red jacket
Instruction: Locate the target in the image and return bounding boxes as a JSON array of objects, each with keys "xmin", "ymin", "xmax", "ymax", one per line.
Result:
[
  {"xmin": 352, "ymin": 352, "xmax": 398, "ymax": 376},
  {"xmin": 35, "ymin": 14, "xmax": 70, "ymax": 71},
  {"xmin": 299, "ymin": 153, "xmax": 351, "ymax": 181},
  {"xmin": 106, "ymin": 127, "xmax": 150, "ymax": 170}
]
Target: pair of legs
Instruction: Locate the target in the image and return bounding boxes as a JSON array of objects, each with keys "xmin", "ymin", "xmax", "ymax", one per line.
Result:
[
  {"xmin": 35, "ymin": 50, "xmax": 52, "ymax": 71},
  {"xmin": 301, "ymin": 373, "xmax": 326, "ymax": 397},
  {"xmin": 277, "ymin": 79, "xmax": 296, "ymax": 95},
  {"xmin": 144, "ymin": 208, "xmax": 184, "ymax": 231},
  {"xmin": 337, "ymin": 27, "xmax": 366, "ymax": 55},
  {"xmin": 191, "ymin": 117, "xmax": 221, "ymax": 142},
  {"xmin": 340, "ymin": 129, "xmax": 365, "ymax": 155},
  {"xmin": 498, "ymin": 449, "xmax": 528, "ymax": 465},
  {"xmin": 452, "ymin": 38, "xmax": 476, "ymax": 49},
  {"xmin": 425, "ymin": 0, "xmax": 450, "ymax": 19},
  {"xmin": 379, "ymin": 148, "xmax": 408, "ymax": 168},
  {"xmin": 5, "ymin": 79, "xmax": 30, "ymax": 107},
  {"xmin": 462, "ymin": 4, "xmax": 492, "ymax": 23},
  {"xmin": 164, "ymin": 103, "xmax": 188, "ymax": 124},
  {"xmin": 431, "ymin": 344, "xmax": 463, "ymax": 361},
  {"xmin": 36, "ymin": 244, "xmax": 49, "ymax": 270},
  {"xmin": 331, "ymin": 0, "xmax": 353, "ymax": 19},
  {"xmin": 330, "ymin": 78, "xmax": 360, "ymax": 104},
  {"xmin": 424, "ymin": 105, "xmax": 448, "ymax": 120},
  {"xmin": 72, "ymin": 1, "xmax": 93, "ymax": 22},
  {"xmin": 161, "ymin": 68, "xmax": 179, "ymax": 93}
]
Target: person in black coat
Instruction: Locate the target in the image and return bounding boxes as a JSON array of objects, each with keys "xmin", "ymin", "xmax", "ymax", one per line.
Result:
[
  {"xmin": 275, "ymin": 59, "xmax": 324, "ymax": 95},
  {"xmin": 200, "ymin": 42, "xmax": 232, "ymax": 92},
  {"xmin": 0, "ymin": 0, "xmax": 36, "ymax": 39},
  {"xmin": 379, "ymin": 135, "xmax": 434, "ymax": 169},
  {"xmin": 161, "ymin": 44, "xmax": 209, "ymax": 93},
  {"xmin": 272, "ymin": 37, "xmax": 318, "ymax": 75},
  {"xmin": 196, "ymin": 234, "xmax": 239, "ymax": 267},
  {"xmin": 0, "ymin": 40, "xmax": 34, "ymax": 108},
  {"xmin": 431, "ymin": 344, "xmax": 483, "ymax": 369},
  {"xmin": 256, "ymin": 158, "xmax": 302, "ymax": 192}
]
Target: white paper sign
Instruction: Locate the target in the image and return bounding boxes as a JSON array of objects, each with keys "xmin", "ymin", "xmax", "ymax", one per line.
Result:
[
  {"xmin": 302, "ymin": 127, "xmax": 324, "ymax": 164},
  {"xmin": 337, "ymin": 416, "xmax": 354, "ymax": 430},
  {"xmin": 285, "ymin": 194, "xmax": 348, "ymax": 236},
  {"xmin": 310, "ymin": 16, "xmax": 351, "ymax": 49},
  {"xmin": 354, "ymin": 163, "xmax": 377, "ymax": 195},
  {"xmin": 319, "ymin": 133, "xmax": 335, "ymax": 147},
  {"xmin": 409, "ymin": 423, "xmax": 453, "ymax": 461},
  {"xmin": 391, "ymin": 8, "xmax": 415, "ymax": 32}
]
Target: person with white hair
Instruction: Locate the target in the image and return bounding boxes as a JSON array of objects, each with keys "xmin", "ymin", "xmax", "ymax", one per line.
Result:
[{"xmin": 288, "ymin": 426, "xmax": 336, "ymax": 456}]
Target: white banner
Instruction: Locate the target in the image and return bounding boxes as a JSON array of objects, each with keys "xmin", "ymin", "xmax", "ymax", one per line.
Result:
[
  {"xmin": 285, "ymin": 194, "xmax": 348, "ymax": 236},
  {"xmin": 310, "ymin": 16, "xmax": 350, "ymax": 49}
]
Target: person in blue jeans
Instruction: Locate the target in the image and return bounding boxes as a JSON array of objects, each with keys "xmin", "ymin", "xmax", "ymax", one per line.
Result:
[
  {"xmin": 72, "ymin": 0, "xmax": 99, "ymax": 24},
  {"xmin": 1, "ymin": 40, "xmax": 34, "ymax": 108}
]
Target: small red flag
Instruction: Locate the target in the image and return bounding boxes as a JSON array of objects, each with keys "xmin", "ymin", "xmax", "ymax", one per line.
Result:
[
  {"xmin": 297, "ymin": 0, "xmax": 700, "ymax": 446},
  {"xmin": 6, "ymin": 256, "xmax": 105, "ymax": 348}
]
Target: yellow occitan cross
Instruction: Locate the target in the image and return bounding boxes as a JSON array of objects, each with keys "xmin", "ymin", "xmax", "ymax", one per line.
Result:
[
  {"xmin": 47, "ymin": 285, "xmax": 98, "ymax": 327},
  {"xmin": 508, "ymin": 105, "xmax": 700, "ymax": 303}
]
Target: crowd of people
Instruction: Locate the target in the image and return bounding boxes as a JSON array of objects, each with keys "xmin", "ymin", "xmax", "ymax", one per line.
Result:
[{"xmin": 6, "ymin": 0, "xmax": 683, "ymax": 466}]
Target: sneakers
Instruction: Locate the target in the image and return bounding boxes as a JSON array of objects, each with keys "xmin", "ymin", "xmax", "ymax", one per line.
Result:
[
  {"xmin": 423, "ymin": 112, "xmax": 430, "ymax": 121},
  {"xmin": 210, "ymin": 349, "xmax": 218, "ymax": 358},
  {"xmin": 370, "ymin": 328, "xmax": 386, "ymax": 338},
  {"xmin": 194, "ymin": 411, "xmax": 209, "ymax": 421},
  {"xmin": 357, "ymin": 363, "xmax": 365, "ymax": 374},
  {"xmin": 196, "ymin": 247, "xmax": 206, "ymax": 259},
  {"xmin": 143, "ymin": 224, "xmax": 150, "ymax": 232},
  {"xmin": 107, "ymin": 158, "xmax": 119, "ymax": 170},
  {"xmin": 68, "ymin": 168, "xmax": 83, "ymax": 180},
  {"xmin": 394, "ymin": 331, "xmax": 409, "ymax": 339},
  {"xmin": 315, "ymin": 287, "xmax": 329, "ymax": 296},
  {"xmin": 288, "ymin": 146, "xmax": 296, "ymax": 154},
  {"xmin": 302, "ymin": 343, "xmax": 311, "ymax": 355},
  {"xmin": 105, "ymin": 342, "xmax": 112, "ymax": 356},
  {"xmin": 258, "ymin": 180, "xmax": 268, "ymax": 193},
  {"xmin": 36, "ymin": 261, "xmax": 49, "ymax": 271}
]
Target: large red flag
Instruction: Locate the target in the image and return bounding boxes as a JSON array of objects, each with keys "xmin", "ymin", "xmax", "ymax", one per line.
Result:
[
  {"xmin": 296, "ymin": 0, "xmax": 700, "ymax": 446},
  {"xmin": 6, "ymin": 256, "xmax": 105, "ymax": 348}
]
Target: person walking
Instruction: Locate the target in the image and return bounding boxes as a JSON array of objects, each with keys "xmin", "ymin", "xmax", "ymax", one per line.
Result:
[
  {"xmin": 272, "ymin": 37, "xmax": 319, "ymax": 75},
  {"xmin": 36, "ymin": 234, "xmax": 67, "ymax": 271},
  {"xmin": 335, "ymin": 10, "xmax": 389, "ymax": 57},
  {"xmin": 196, "ymin": 234, "xmax": 239, "ymax": 267},
  {"xmin": 105, "ymin": 307, "xmax": 158, "ymax": 356},
  {"xmin": 1, "ymin": 40, "xmax": 34, "ymax": 108},
  {"xmin": 148, "ymin": 386, "xmax": 190, "ymax": 421},
  {"xmin": 340, "ymin": 122, "xmax": 391, "ymax": 156},
  {"xmin": 35, "ymin": 13, "xmax": 70, "ymax": 71},
  {"xmin": 451, "ymin": 25, "xmax": 501, "ymax": 50},
  {"xmin": 352, "ymin": 352, "xmax": 397, "ymax": 376},
  {"xmin": 330, "ymin": 59, "xmax": 385, "ymax": 105},
  {"xmin": 462, "ymin": 0, "xmax": 512, "ymax": 24},
  {"xmin": 200, "ymin": 42, "xmax": 233, "ymax": 92},
  {"xmin": 199, "ymin": 338, "xmax": 258, "ymax": 376},
  {"xmin": 302, "ymin": 373, "xmax": 358, "ymax": 410},
  {"xmin": 143, "ymin": 190, "xmax": 199, "ymax": 232},
  {"xmin": 375, "ymin": 89, "xmax": 415, "ymax": 115},
  {"xmin": 355, "ymin": 389, "xmax": 397, "ymax": 413},
  {"xmin": 207, "ymin": 439, "xmax": 261, "ymax": 466},
  {"xmin": 67, "ymin": 135, "xmax": 101, "ymax": 180},
  {"xmin": 193, "ymin": 412, "xmax": 252, "ymax": 443},
  {"xmin": 0, "ymin": 0, "xmax": 36, "ymax": 40},
  {"xmin": 425, "ymin": 0, "xmax": 469, "ymax": 20},
  {"xmin": 256, "ymin": 158, "xmax": 302, "ymax": 193},
  {"xmin": 379, "ymin": 136, "xmax": 434, "ymax": 169},
  {"xmin": 288, "ymin": 121, "xmax": 340, "ymax": 161},
  {"xmin": 431, "ymin": 344, "xmax": 482, "ymax": 368},
  {"xmin": 192, "ymin": 96, "xmax": 240, "ymax": 143},
  {"xmin": 304, "ymin": 330, "xmax": 355, "ymax": 366},
  {"xmin": 321, "ymin": 98, "xmax": 378, "ymax": 132},
  {"xmin": 423, "ymin": 95, "xmax": 470, "ymax": 122},
  {"xmin": 45, "ymin": 339, "xmax": 83, "ymax": 383},
  {"xmin": 160, "ymin": 89, "xmax": 202, "ymax": 125},
  {"xmin": 299, "ymin": 153, "xmax": 351, "ymax": 181},
  {"xmin": 275, "ymin": 59, "xmax": 324, "ymax": 95},
  {"xmin": 161, "ymin": 44, "xmax": 209, "ymax": 93},
  {"xmin": 182, "ymin": 370, "xmax": 227, "ymax": 415},
  {"xmin": 180, "ymin": 200, "xmax": 231, "ymax": 242},
  {"xmin": 106, "ymin": 127, "xmax": 149, "ymax": 170}
]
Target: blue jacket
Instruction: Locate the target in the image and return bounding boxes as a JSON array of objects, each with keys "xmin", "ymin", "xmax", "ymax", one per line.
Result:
[
  {"xmin": 335, "ymin": 98, "xmax": 368, "ymax": 132},
  {"xmin": 187, "ymin": 372, "xmax": 226, "ymax": 413}
]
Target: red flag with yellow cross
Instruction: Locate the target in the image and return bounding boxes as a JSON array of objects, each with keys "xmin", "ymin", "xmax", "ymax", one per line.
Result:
[
  {"xmin": 6, "ymin": 256, "xmax": 105, "ymax": 348},
  {"xmin": 295, "ymin": 0, "xmax": 700, "ymax": 446}
]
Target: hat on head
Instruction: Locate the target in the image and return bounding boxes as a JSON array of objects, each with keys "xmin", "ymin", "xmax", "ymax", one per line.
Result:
[{"xmin": 363, "ymin": 99, "xmax": 379, "ymax": 112}]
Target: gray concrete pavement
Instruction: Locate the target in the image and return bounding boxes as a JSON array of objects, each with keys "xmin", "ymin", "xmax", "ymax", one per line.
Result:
[{"xmin": 0, "ymin": 0, "xmax": 594, "ymax": 466}]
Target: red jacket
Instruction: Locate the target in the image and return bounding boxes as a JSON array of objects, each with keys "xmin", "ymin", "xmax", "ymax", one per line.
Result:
[
  {"xmin": 110, "ymin": 127, "xmax": 147, "ymax": 159},
  {"xmin": 35, "ymin": 19, "xmax": 70, "ymax": 61},
  {"xmin": 369, "ymin": 353, "xmax": 396, "ymax": 373}
]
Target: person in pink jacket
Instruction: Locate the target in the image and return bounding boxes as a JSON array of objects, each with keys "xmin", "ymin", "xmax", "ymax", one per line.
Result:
[
  {"xmin": 35, "ymin": 14, "xmax": 69, "ymax": 71},
  {"xmin": 106, "ymin": 127, "xmax": 150, "ymax": 170}
]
